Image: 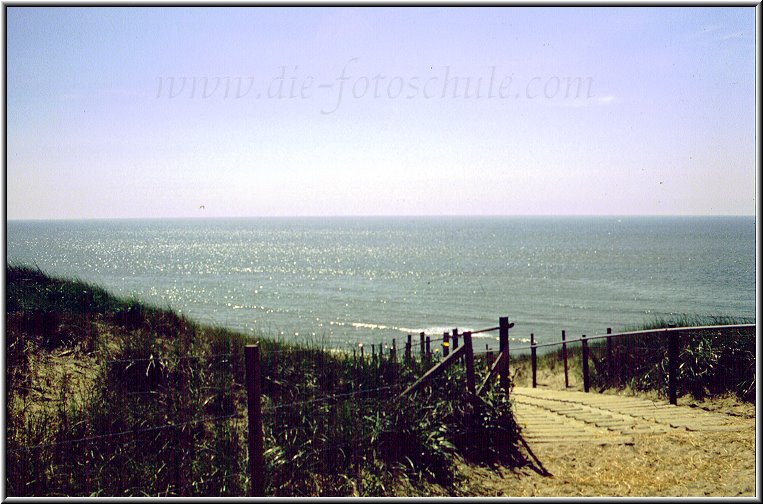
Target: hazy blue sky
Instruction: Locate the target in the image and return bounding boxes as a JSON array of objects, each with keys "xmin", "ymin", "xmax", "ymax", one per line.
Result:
[{"xmin": 5, "ymin": 7, "xmax": 757, "ymax": 219}]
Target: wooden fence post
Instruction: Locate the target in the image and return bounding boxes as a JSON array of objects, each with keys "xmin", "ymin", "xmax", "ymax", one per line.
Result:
[
  {"xmin": 581, "ymin": 335, "xmax": 590, "ymax": 393},
  {"xmin": 614, "ymin": 335, "xmax": 621, "ymax": 388},
  {"xmin": 463, "ymin": 331, "xmax": 476, "ymax": 396},
  {"xmin": 245, "ymin": 344, "xmax": 264, "ymax": 497},
  {"xmin": 606, "ymin": 328, "xmax": 613, "ymax": 382},
  {"xmin": 425, "ymin": 336, "xmax": 431, "ymax": 364},
  {"xmin": 452, "ymin": 328, "xmax": 459, "ymax": 350},
  {"xmin": 668, "ymin": 329, "xmax": 679, "ymax": 405},
  {"xmin": 420, "ymin": 332, "xmax": 425, "ymax": 359},
  {"xmin": 499, "ymin": 317, "xmax": 510, "ymax": 396},
  {"xmin": 406, "ymin": 334, "xmax": 412, "ymax": 363},
  {"xmin": 562, "ymin": 330, "xmax": 569, "ymax": 388},
  {"xmin": 390, "ymin": 339, "xmax": 397, "ymax": 384},
  {"xmin": 443, "ymin": 332, "xmax": 450, "ymax": 357},
  {"xmin": 360, "ymin": 344, "xmax": 364, "ymax": 361},
  {"xmin": 531, "ymin": 333, "xmax": 537, "ymax": 389},
  {"xmin": 619, "ymin": 335, "xmax": 626, "ymax": 387}
]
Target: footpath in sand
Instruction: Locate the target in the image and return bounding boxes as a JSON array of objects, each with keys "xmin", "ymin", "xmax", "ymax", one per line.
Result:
[{"xmin": 461, "ymin": 385, "xmax": 756, "ymax": 497}]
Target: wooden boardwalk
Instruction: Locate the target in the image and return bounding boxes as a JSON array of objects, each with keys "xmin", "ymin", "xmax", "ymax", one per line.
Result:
[{"xmin": 512, "ymin": 387, "xmax": 749, "ymax": 446}]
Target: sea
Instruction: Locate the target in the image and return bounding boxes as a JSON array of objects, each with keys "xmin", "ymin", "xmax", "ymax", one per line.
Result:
[{"xmin": 5, "ymin": 216, "xmax": 756, "ymax": 353}]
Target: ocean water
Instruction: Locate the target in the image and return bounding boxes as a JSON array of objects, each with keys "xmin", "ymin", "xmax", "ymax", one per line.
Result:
[{"xmin": 5, "ymin": 216, "xmax": 756, "ymax": 352}]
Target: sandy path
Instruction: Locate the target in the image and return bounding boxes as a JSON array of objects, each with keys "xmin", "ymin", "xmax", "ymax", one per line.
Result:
[{"xmin": 457, "ymin": 386, "xmax": 756, "ymax": 497}]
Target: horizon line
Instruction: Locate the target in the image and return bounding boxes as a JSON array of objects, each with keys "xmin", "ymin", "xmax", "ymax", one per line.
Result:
[{"xmin": 5, "ymin": 213, "xmax": 757, "ymax": 222}]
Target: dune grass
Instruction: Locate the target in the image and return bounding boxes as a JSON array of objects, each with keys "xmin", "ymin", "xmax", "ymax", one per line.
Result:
[
  {"xmin": 5, "ymin": 264, "xmax": 525, "ymax": 497},
  {"xmin": 11, "ymin": 263, "xmax": 749, "ymax": 496}
]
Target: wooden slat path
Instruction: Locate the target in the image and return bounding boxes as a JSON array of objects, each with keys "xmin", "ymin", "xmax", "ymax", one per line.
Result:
[{"xmin": 512, "ymin": 387, "xmax": 749, "ymax": 445}]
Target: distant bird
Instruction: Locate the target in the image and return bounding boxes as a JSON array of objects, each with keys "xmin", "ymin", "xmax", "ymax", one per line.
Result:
[{"xmin": 199, "ymin": 205, "xmax": 206, "ymax": 210}]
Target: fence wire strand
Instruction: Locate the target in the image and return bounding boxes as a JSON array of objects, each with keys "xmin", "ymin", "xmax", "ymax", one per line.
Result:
[
  {"xmin": 266, "ymin": 384, "xmax": 401, "ymax": 411},
  {"xmin": 106, "ymin": 353, "xmax": 233, "ymax": 365},
  {"xmin": 9, "ymin": 412, "xmax": 240, "ymax": 452}
]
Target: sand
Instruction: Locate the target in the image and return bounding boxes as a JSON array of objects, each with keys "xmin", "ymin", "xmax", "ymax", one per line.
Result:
[{"xmin": 455, "ymin": 371, "xmax": 757, "ymax": 497}]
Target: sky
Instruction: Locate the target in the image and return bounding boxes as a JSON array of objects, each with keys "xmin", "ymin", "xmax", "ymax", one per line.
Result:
[{"xmin": 5, "ymin": 7, "xmax": 757, "ymax": 219}]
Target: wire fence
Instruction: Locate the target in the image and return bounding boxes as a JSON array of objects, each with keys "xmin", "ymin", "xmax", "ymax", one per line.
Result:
[
  {"xmin": 11, "ymin": 317, "xmax": 750, "ymax": 497},
  {"xmin": 506, "ymin": 324, "xmax": 756, "ymax": 399}
]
